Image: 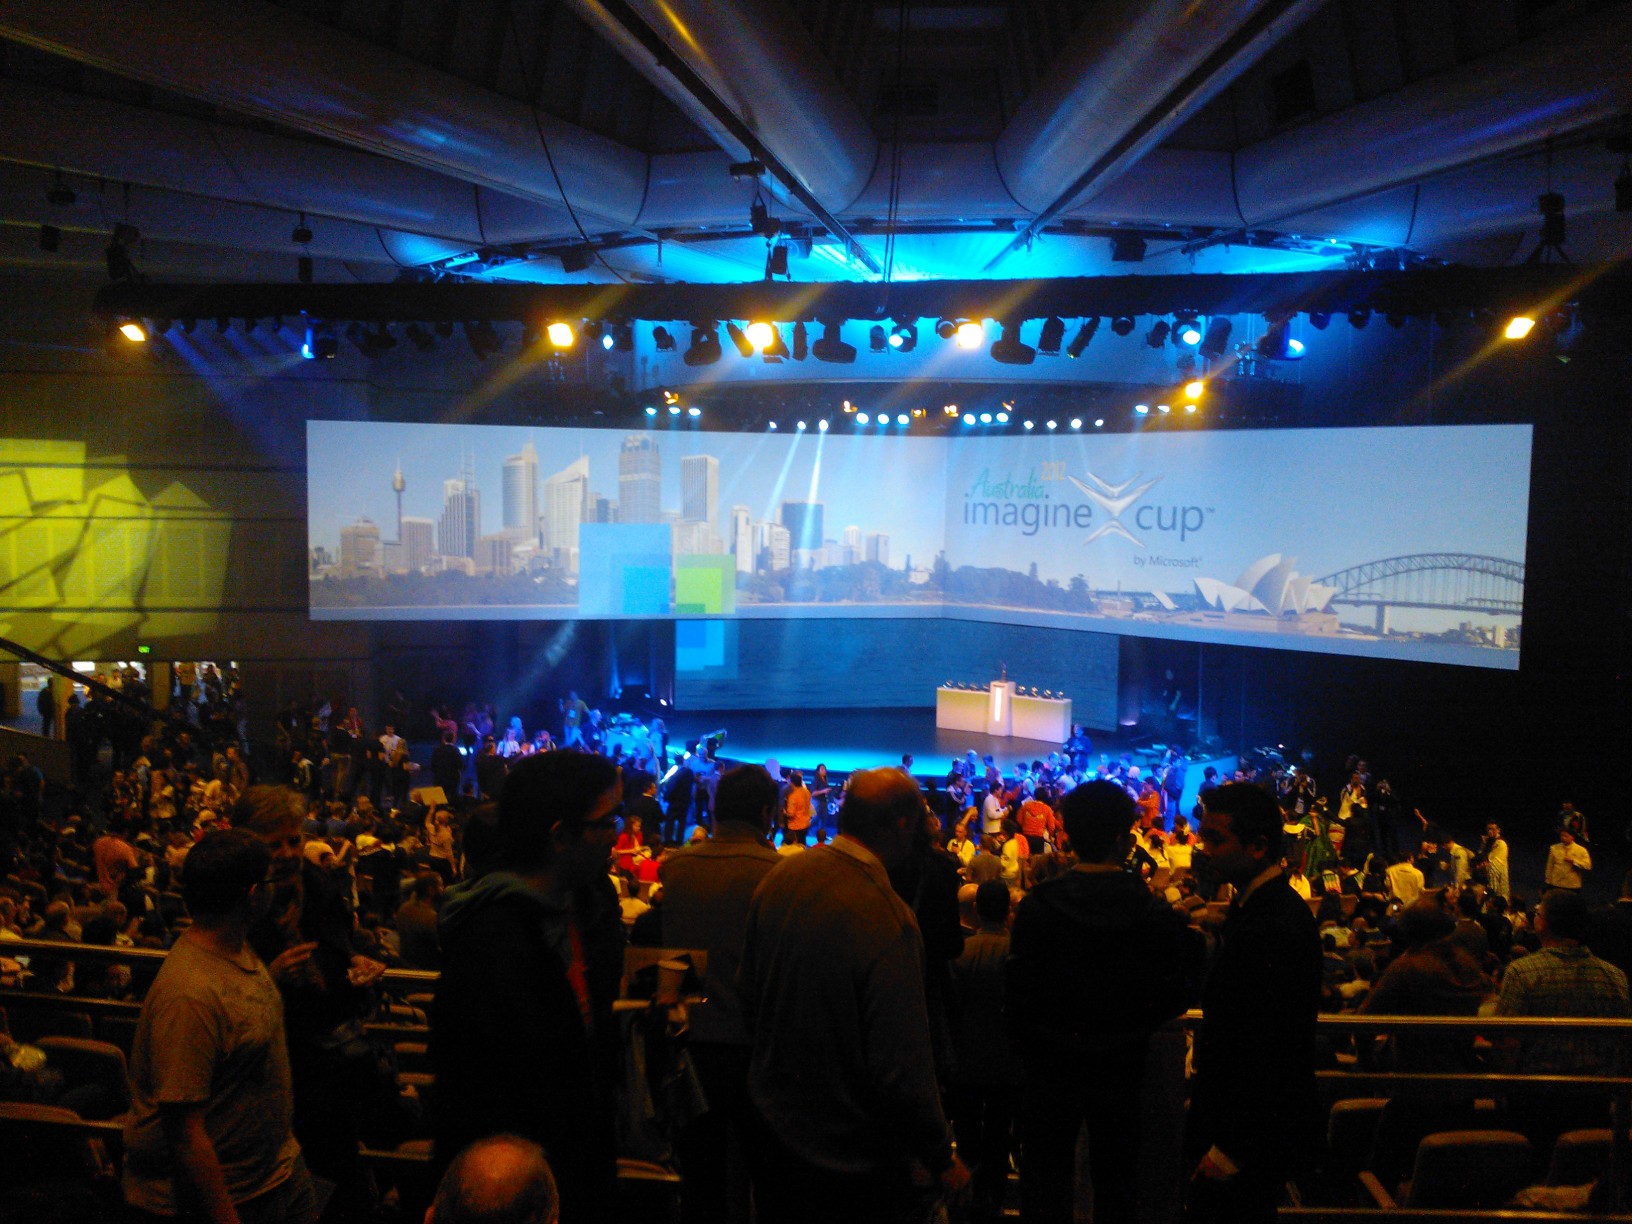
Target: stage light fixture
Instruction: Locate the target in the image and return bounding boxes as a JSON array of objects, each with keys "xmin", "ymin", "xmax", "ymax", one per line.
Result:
[
  {"xmin": 896, "ymin": 413, "xmax": 909, "ymax": 426},
  {"xmin": 558, "ymin": 246, "xmax": 593, "ymax": 274},
  {"xmin": 434, "ymin": 321, "xmax": 454, "ymax": 339},
  {"xmin": 792, "ymin": 322, "xmax": 808, "ymax": 361},
  {"xmin": 301, "ymin": 322, "xmax": 337, "ymax": 360},
  {"xmin": 1093, "ymin": 418, "xmax": 1104, "ymax": 428},
  {"xmin": 1066, "ymin": 317, "xmax": 1099, "ymax": 358},
  {"xmin": 543, "ymin": 321, "xmax": 574, "ymax": 348},
  {"xmin": 118, "ymin": 320, "xmax": 147, "ymax": 343},
  {"xmin": 1135, "ymin": 403, "xmax": 1150, "ymax": 415},
  {"xmin": 962, "ymin": 413, "xmax": 975, "ymax": 425},
  {"xmin": 1184, "ymin": 403, "xmax": 1197, "ymax": 414},
  {"xmin": 406, "ymin": 323, "xmax": 435, "ymax": 352},
  {"xmin": 645, "ymin": 406, "xmax": 658, "ymax": 416},
  {"xmin": 943, "ymin": 405, "xmax": 960, "ymax": 416},
  {"xmin": 1385, "ymin": 311, "xmax": 1408, "ymax": 329},
  {"xmin": 1308, "ymin": 311, "xmax": 1331, "ymax": 330},
  {"xmin": 811, "ymin": 322, "xmax": 856, "ymax": 364},
  {"xmin": 684, "ymin": 324, "xmax": 723, "ymax": 367},
  {"xmin": 1198, "ymin": 317, "xmax": 1233, "ymax": 359},
  {"xmin": 652, "ymin": 325, "xmax": 676, "ymax": 351},
  {"xmin": 955, "ymin": 320, "xmax": 983, "ymax": 349},
  {"xmin": 768, "ymin": 421, "xmax": 778, "ymax": 430},
  {"xmin": 935, "ymin": 318, "xmax": 958, "ymax": 340},
  {"xmin": 1110, "ymin": 232, "xmax": 1146, "ymax": 262},
  {"xmin": 1110, "ymin": 315, "xmax": 1135, "ymax": 337},
  {"xmin": 818, "ymin": 419, "xmax": 829, "ymax": 431},
  {"xmin": 291, "ymin": 212, "xmax": 312, "ymax": 245},
  {"xmin": 1504, "ymin": 315, "xmax": 1536, "ymax": 339},
  {"xmin": 1184, "ymin": 380, "xmax": 1204, "ymax": 400},
  {"xmin": 878, "ymin": 415, "xmax": 890, "ymax": 428},
  {"xmin": 1256, "ymin": 316, "xmax": 1302, "ymax": 360},
  {"xmin": 1070, "ymin": 418, "xmax": 1082, "ymax": 430},
  {"xmin": 979, "ymin": 413, "xmax": 992, "ymax": 424},
  {"xmin": 765, "ymin": 242, "xmax": 790, "ymax": 278},
  {"xmin": 912, "ymin": 408, "xmax": 926, "ymax": 418},
  {"xmin": 856, "ymin": 412, "xmax": 870, "ymax": 424},
  {"xmin": 725, "ymin": 321, "xmax": 754, "ymax": 357},
  {"xmin": 1145, "ymin": 320, "xmax": 1170, "ymax": 348},
  {"xmin": 688, "ymin": 406, "xmax": 701, "ymax": 417},
  {"xmin": 1176, "ymin": 314, "xmax": 1202, "ymax": 345},
  {"xmin": 890, "ymin": 320, "xmax": 917, "ymax": 351},
  {"xmin": 47, "ymin": 170, "xmax": 75, "ymax": 207},
  {"xmin": 869, "ymin": 324, "xmax": 887, "ymax": 353},
  {"xmin": 1347, "ymin": 308, "xmax": 1371, "ymax": 329},
  {"xmin": 464, "ymin": 320, "xmax": 501, "ymax": 359},
  {"xmin": 990, "ymin": 320, "xmax": 1036, "ymax": 365},
  {"xmin": 1046, "ymin": 420, "xmax": 1057, "ymax": 430},
  {"xmin": 601, "ymin": 332, "xmax": 615, "ymax": 350},
  {"xmin": 180, "ymin": 319, "xmax": 197, "ymax": 335},
  {"xmin": 1157, "ymin": 404, "xmax": 1170, "ymax": 414},
  {"xmin": 746, "ymin": 321, "xmax": 774, "ymax": 350},
  {"xmin": 842, "ymin": 401, "xmax": 855, "ymax": 413},
  {"xmin": 995, "ymin": 412, "xmax": 1010, "ymax": 424},
  {"xmin": 796, "ymin": 420, "xmax": 807, "ymax": 430},
  {"xmin": 669, "ymin": 405, "xmax": 682, "ymax": 416},
  {"xmin": 1038, "ymin": 317, "xmax": 1065, "ymax": 354},
  {"xmin": 1023, "ymin": 420, "xmax": 1034, "ymax": 430},
  {"xmin": 763, "ymin": 325, "xmax": 789, "ymax": 360}
]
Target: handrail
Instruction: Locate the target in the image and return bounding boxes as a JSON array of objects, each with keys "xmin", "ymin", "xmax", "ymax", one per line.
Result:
[{"xmin": 2, "ymin": 936, "xmax": 440, "ymax": 986}]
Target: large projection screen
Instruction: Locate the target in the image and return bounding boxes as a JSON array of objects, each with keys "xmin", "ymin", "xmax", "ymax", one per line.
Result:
[{"xmin": 308, "ymin": 420, "xmax": 1531, "ymax": 670}]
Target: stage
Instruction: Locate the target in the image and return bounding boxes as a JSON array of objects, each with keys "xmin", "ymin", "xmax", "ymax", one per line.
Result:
[{"xmin": 672, "ymin": 707, "xmax": 1155, "ymax": 777}]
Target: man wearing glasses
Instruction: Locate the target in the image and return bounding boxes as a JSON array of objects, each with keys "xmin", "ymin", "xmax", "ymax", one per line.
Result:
[{"xmin": 433, "ymin": 752, "xmax": 625, "ymax": 1224}]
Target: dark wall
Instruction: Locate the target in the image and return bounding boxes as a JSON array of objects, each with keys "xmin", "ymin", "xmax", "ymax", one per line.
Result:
[{"xmin": 675, "ymin": 617, "xmax": 1119, "ymax": 725}]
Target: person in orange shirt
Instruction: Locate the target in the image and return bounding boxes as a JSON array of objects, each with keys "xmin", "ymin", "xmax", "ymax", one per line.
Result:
[
  {"xmin": 782, "ymin": 770, "xmax": 813, "ymax": 847},
  {"xmin": 1136, "ymin": 778, "xmax": 1163, "ymax": 833}
]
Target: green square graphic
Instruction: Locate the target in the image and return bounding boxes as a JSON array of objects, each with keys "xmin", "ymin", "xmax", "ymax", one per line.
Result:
[{"xmin": 675, "ymin": 554, "xmax": 736, "ymax": 615}]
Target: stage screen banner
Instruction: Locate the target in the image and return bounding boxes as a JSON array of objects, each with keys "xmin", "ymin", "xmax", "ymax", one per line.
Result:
[{"xmin": 308, "ymin": 420, "xmax": 1531, "ymax": 670}]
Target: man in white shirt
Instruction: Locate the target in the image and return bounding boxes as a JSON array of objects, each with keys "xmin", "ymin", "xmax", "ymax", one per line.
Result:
[
  {"xmin": 1545, "ymin": 829, "xmax": 1593, "ymax": 893},
  {"xmin": 1385, "ymin": 854, "xmax": 1425, "ymax": 906},
  {"xmin": 378, "ymin": 725, "xmax": 404, "ymax": 763},
  {"xmin": 981, "ymin": 787, "xmax": 1008, "ymax": 839}
]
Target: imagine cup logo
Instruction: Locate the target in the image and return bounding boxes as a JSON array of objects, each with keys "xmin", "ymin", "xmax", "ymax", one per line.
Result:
[{"xmin": 1068, "ymin": 470, "xmax": 1162, "ymax": 548}]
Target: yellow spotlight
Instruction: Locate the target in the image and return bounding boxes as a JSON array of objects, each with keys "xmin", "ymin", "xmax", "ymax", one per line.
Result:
[
  {"xmin": 944, "ymin": 404, "xmax": 960, "ymax": 416},
  {"xmin": 843, "ymin": 400, "xmax": 856, "ymax": 413},
  {"xmin": 546, "ymin": 321, "xmax": 575, "ymax": 347},
  {"xmin": 118, "ymin": 320, "xmax": 147, "ymax": 343},
  {"xmin": 1183, "ymin": 380, "xmax": 1204, "ymax": 400},
  {"xmin": 746, "ymin": 322, "xmax": 774, "ymax": 350},
  {"xmin": 911, "ymin": 408, "xmax": 926, "ymax": 418},
  {"xmin": 955, "ymin": 320, "xmax": 983, "ymax": 349},
  {"xmin": 1504, "ymin": 315, "xmax": 1535, "ymax": 340}
]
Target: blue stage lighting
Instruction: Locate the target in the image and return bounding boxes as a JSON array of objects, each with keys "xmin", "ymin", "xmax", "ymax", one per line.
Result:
[
  {"xmin": 1134, "ymin": 403, "xmax": 1150, "ymax": 415},
  {"xmin": 644, "ymin": 406, "xmax": 658, "ymax": 416},
  {"xmin": 979, "ymin": 413, "xmax": 992, "ymax": 423},
  {"xmin": 962, "ymin": 414, "xmax": 975, "ymax": 425},
  {"xmin": 856, "ymin": 412, "xmax": 870, "ymax": 424},
  {"xmin": 896, "ymin": 413, "xmax": 909, "ymax": 425},
  {"xmin": 1070, "ymin": 418, "xmax": 1082, "ymax": 429}
]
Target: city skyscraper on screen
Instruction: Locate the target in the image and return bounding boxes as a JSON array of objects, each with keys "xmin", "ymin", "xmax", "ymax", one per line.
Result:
[
  {"xmin": 439, "ymin": 455, "xmax": 480, "ymax": 559},
  {"xmin": 544, "ymin": 456, "xmax": 590, "ymax": 571},
  {"xmin": 502, "ymin": 441, "xmax": 539, "ymax": 543},
  {"xmin": 681, "ymin": 454, "xmax": 719, "ymax": 527},
  {"xmin": 619, "ymin": 435, "xmax": 661, "ymax": 523}
]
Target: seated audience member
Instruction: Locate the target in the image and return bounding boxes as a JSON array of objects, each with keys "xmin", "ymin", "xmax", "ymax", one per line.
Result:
[
  {"xmin": 123, "ymin": 829, "xmax": 317, "ymax": 1224},
  {"xmin": 429, "ymin": 1135, "xmax": 560, "ymax": 1224},
  {"xmin": 1006, "ymin": 780, "xmax": 1204, "ymax": 1224},
  {"xmin": 432, "ymin": 752, "xmax": 624, "ymax": 1224},
  {"xmin": 1496, "ymin": 887, "xmax": 1632, "ymax": 1144}
]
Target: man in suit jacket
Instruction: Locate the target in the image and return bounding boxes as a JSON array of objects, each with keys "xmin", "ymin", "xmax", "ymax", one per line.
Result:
[{"xmin": 1186, "ymin": 783, "xmax": 1323, "ymax": 1224}]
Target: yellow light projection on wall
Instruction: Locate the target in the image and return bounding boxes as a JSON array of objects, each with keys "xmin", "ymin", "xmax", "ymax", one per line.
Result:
[{"xmin": 0, "ymin": 439, "xmax": 230, "ymax": 658}]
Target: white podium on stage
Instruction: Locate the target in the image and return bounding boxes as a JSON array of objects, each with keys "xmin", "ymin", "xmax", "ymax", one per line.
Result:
[{"xmin": 936, "ymin": 681, "xmax": 1071, "ymax": 743}]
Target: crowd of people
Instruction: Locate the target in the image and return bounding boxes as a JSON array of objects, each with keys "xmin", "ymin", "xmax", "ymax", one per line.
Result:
[{"xmin": 2, "ymin": 680, "xmax": 1630, "ymax": 1223}]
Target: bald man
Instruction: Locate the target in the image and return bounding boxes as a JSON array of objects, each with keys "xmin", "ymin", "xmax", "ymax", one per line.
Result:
[
  {"xmin": 428, "ymin": 1135, "xmax": 559, "ymax": 1224},
  {"xmin": 739, "ymin": 767, "xmax": 969, "ymax": 1223}
]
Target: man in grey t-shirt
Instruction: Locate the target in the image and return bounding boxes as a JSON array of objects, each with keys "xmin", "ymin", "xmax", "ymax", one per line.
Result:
[{"xmin": 124, "ymin": 830, "xmax": 314, "ymax": 1223}]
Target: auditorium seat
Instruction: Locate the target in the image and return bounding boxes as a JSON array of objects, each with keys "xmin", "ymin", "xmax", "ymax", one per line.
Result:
[
  {"xmin": 96, "ymin": 1012, "xmax": 139, "ymax": 1055},
  {"xmin": 34, "ymin": 1036, "xmax": 131, "ymax": 1119},
  {"xmin": 1546, "ymin": 1128, "xmax": 1625, "ymax": 1187},
  {"xmin": 1360, "ymin": 1129, "xmax": 1533, "ymax": 1210},
  {"xmin": 0, "ymin": 1100, "xmax": 123, "ymax": 1187},
  {"xmin": 1320, "ymin": 1097, "xmax": 1388, "ymax": 1201}
]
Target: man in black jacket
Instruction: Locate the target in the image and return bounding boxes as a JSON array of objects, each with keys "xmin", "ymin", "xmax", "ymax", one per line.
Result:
[
  {"xmin": 431, "ymin": 752, "xmax": 625, "ymax": 1224},
  {"xmin": 1006, "ymin": 780, "xmax": 1204, "ymax": 1224},
  {"xmin": 1186, "ymin": 783, "xmax": 1323, "ymax": 1223}
]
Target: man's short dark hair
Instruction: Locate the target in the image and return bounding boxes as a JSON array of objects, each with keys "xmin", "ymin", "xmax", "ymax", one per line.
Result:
[
  {"xmin": 839, "ymin": 768, "xmax": 923, "ymax": 842},
  {"xmin": 183, "ymin": 829, "xmax": 271, "ymax": 918},
  {"xmin": 715, "ymin": 765, "xmax": 778, "ymax": 829},
  {"xmin": 1540, "ymin": 888, "xmax": 1593, "ymax": 942},
  {"xmin": 498, "ymin": 751, "xmax": 620, "ymax": 871},
  {"xmin": 1201, "ymin": 782, "xmax": 1282, "ymax": 852},
  {"xmin": 1059, "ymin": 780, "xmax": 1136, "ymax": 862},
  {"xmin": 430, "ymin": 1134, "xmax": 559, "ymax": 1224},
  {"xmin": 975, "ymin": 879, "xmax": 1010, "ymax": 924},
  {"xmin": 1458, "ymin": 888, "xmax": 1482, "ymax": 919}
]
